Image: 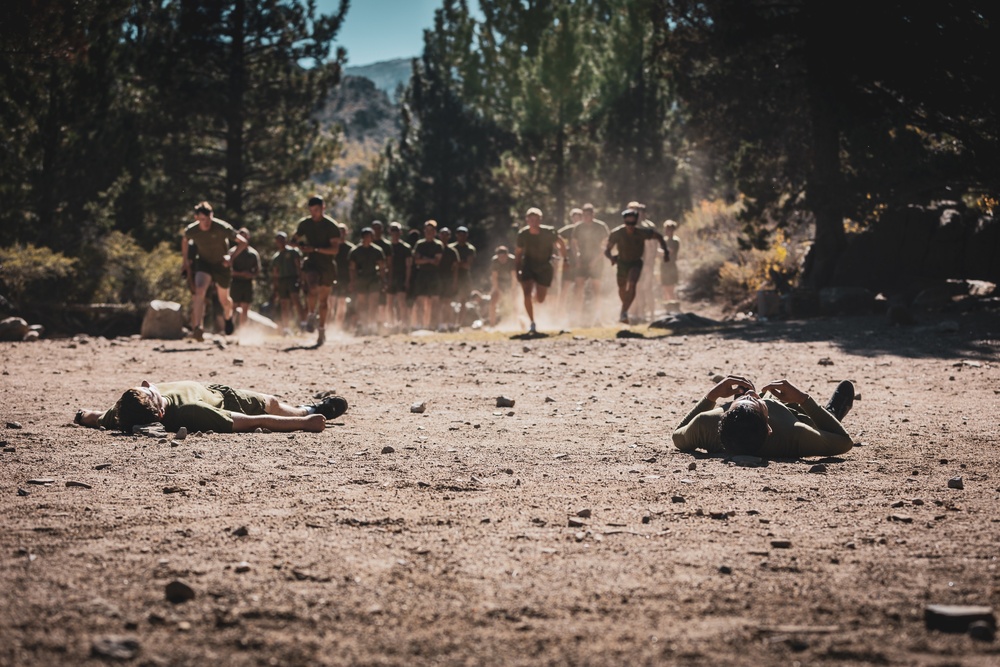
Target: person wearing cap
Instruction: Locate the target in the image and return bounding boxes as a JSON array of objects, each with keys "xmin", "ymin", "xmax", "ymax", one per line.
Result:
[
  {"xmin": 411, "ymin": 220, "xmax": 445, "ymax": 330},
  {"xmin": 270, "ymin": 232, "xmax": 305, "ymax": 335},
  {"xmin": 229, "ymin": 227, "xmax": 261, "ymax": 331},
  {"xmin": 556, "ymin": 208, "xmax": 583, "ymax": 320},
  {"xmin": 348, "ymin": 227, "xmax": 387, "ymax": 334},
  {"xmin": 385, "ymin": 222, "xmax": 413, "ymax": 332},
  {"xmin": 182, "ymin": 201, "xmax": 248, "ymax": 339},
  {"xmin": 489, "ymin": 245, "xmax": 517, "ymax": 327},
  {"xmin": 436, "ymin": 226, "xmax": 460, "ymax": 330},
  {"xmin": 292, "ymin": 196, "xmax": 341, "ymax": 346},
  {"xmin": 629, "ymin": 201, "xmax": 659, "ymax": 322},
  {"xmin": 451, "ymin": 226, "xmax": 477, "ymax": 328},
  {"xmin": 329, "ymin": 221, "xmax": 354, "ymax": 332},
  {"xmin": 660, "ymin": 220, "xmax": 681, "ymax": 310},
  {"xmin": 515, "ymin": 207, "xmax": 566, "ymax": 335},
  {"xmin": 605, "ymin": 207, "xmax": 670, "ymax": 324},
  {"xmin": 572, "ymin": 203, "xmax": 611, "ymax": 317}
]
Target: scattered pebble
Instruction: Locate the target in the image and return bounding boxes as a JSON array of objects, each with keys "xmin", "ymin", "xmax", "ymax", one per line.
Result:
[
  {"xmin": 235, "ymin": 561, "xmax": 251, "ymax": 573},
  {"xmin": 65, "ymin": 481, "xmax": 92, "ymax": 489},
  {"xmin": 567, "ymin": 517, "xmax": 586, "ymax": 528},
  {"xmin": 719, "ymin": 565, "xmax": 732, "ymax": 575},
  {"xmin": 818, "ymin": 357, "xmax": 833, "ymax": 366},
  {"xmin": 381, "ymin": 445, "xmax": 395, "ymax": 454},
  {"xmin": 770, "ymin": 539, "xmax": 792, "ymax": 549},
  {"xmin": 809, "ymin": 463, "xmax": 828, "ymax": 474},
  {"xmin": 6, "ymin": 422, "xmax": 22, "ymax": 429},
  {"xmin": 544, "ymin": 396, "xmax": 555, "ymax": 403},
  {"xmin": 924, "ymin": 604, "xmax": 995, "ymax": 633},
  {"xmin": 496, "ymin": 396, "xmax": 516, "ymax": 408},
  {"xmin": 641, "ymin": 515, "xmax": 651, "ymax": 524},
  {"xmin": 671, "ymin": 496, "xmax": 686, "ymax": 503},
  {"xmin": 687, "ymin": 462, "xmax": 697, "ymax": 471},
  {"xmin": 576, "ymin": 509, "xmax": 592, "ymax": 518},
  {"xmin": 26, "ymin": 478, "xmax": 55, "ymax": 485},
  {"xmin": 17, "ymin": 488, "xmax": 29, "ymax": 497},
  {"xmin": 888, "ymin": 514, "xmax": 913, "ymax": 523},
  {"xmin": 164, "ymin": 580, "xmax": 195, "ymax": 604},
  {"xmin": 3, "ymin": 446, "xmax": 15, "ymax": 453},
  {"xmin": 410, "ymin": 402, "xmax": 427, "ymax": 414},
  {"xmin": 91, "ymin": 636, "xmax": 140, "ymax": 660},
  {"xmin": 232, "ymin": 526, "xmax": 249, "ymax": 537},
  {"xmin": 947, "ymin": 476, "xmax": 964, "ymax": 490},
  {"xmin": 175, "ymin": 427, "xmax": 188, "ymax": 440},
  {"xmin": 94, "ymin": 463, "xmax": 111, "ymax": 470}
]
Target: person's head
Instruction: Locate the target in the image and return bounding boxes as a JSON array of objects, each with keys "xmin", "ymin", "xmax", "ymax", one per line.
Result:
[
  {"xmin": 663, "ymin": 220, "xmax": 678, "ymax": 236},
  {"xmin": 388, "ymin": 221, "xmax": 402, "ymax": 239},
  {"xmin": 360, "ymin": 227, "xmax": 374, "ymax": 245},
  {"xmin": 371, "ymin": 220, "xmax": 384, "ymax": 238},
  {"xmin": 622, "ymin": 209, "xmax": 639, "ymax": 226},
  {"xmin": 582, "ymin": 203, "xmax": 595, "ymax": 222},
  {"xmin": 423, "ymin": 219, "xmax": 438, "ymax": 239},
  {"xmin": 439, "ymin": 227, "xmax": 451, "ymax": 243},
  {"xmin": 495, "ymin": 245, "xmax": 510, "ymax": 262},
  {"xmin": 526, "ymin": 207, "xmax": 542, "ymax": 227},
  {"xmin": 627, "ymin": 200, "xmax": 645, "ymax": 212},
  {"xmin": 307, "ymin": 195, "xmax": 324, "ymax": 220},
  {"xmin": 113, "ymin": 380, "xmax": 168, "ymax": 432},
  {"xmin": 456, "ymin": 226, "xmax": 469, "ymax": 242},
  {"xmin": 238, "ymin": 227, "xmax": 250, "ymax": 243},
  {"xmin": 570, "ymin": 207, "xmax": 583, "ymax": 224},
  {"xmin": 194, "ymin": 201, "xmax": 213, "ymax": 226},
  {"xmin": 718, "ymin": 392, "xmax": 772, "ymax": 455}
]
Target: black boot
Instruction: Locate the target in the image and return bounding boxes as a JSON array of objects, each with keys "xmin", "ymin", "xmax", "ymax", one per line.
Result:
[{"xmin": 825, "ymin": 380, "xmax": 855, "ymax": 421}]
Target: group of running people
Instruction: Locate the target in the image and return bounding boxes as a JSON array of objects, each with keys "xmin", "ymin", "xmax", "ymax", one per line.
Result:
[{"xmin": 181, "ymin": 196, "xmax": 683, "ymax": 344}]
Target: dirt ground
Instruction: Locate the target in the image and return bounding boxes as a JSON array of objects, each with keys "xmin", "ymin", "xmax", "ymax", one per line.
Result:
[{"xmin": 2, "ymin": 309, "xmax": 999, "ymax": 666}]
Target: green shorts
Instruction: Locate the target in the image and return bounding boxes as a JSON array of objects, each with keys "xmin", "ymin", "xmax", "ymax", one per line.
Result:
[
  {"xmin": 208, "ymin": 384, "xmax": 269, "ymax": 416},
  {"xmin": 275, "ymin": 277, "xmax": 299, "ymax": 299},
  {"xmin": 193, "ymin": 259, "xmax": 232, "ymax": 289},
  {"xmin": 230, "ymin": 278, "xmax": 254, "ymax": 303},
  {"xmin": 519, "ymin": 262, "xmax": 553, "ymax": 288},
  {"xmin": 616, "ymin": 259, "xmax": 643, "ymax": 288},
  {"xmin": 302, "ymin": 257, "xmax": 336, "ymax": 288},
  {"xmin": 354, "ymin": 275, "xmax": 382, "ymax": 295}
]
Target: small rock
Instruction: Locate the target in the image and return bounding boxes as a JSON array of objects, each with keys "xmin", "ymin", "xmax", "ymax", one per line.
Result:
[
  {"xmin": 808, "ymin": 463, "xmax": 828, "ymax": 474},
  {"xmin": 671, "ymin": 495, "xmax": 685, "ymax": 503},
  {"xmin": 496, "ymin": 396, "xmax": 515, "ymax": 408},
  {"xmin": 576, "ymin": 509, "xmax": 592, "ymax": 518},
  {"xmin": 175, "ymin": 427, "xmax": 188, "ymax": 440},
  {"xmin": 410, "ymin": 402, "xmax": 427, "ymax": 414},
  {"xmin": 544, "ymin": 396, "xmax": 555, "ymax": 403},
  {"xmin": 912, "ymin": 498, "xmax": 925, "ymax": 506},
  {"xmin": 65, "ymin": 481, "xmax": 92, "ymax": 489},
  {"xmin": 890, "ymin": 500, "xmax": 906, "ymax": 508},
  {"xmin": 656, "ymin": 371, "xmax": 666, "ymax": 377},
  {"xmin": 641, "ymin": 515, "xmax": 651, "ymax": 524},
  {"xmin": 232, "ymin": 526, "xmax": 249, "ymax": 537},
  {"xmin": 568, "ymin": 517, "xmax": 586, "ymax": 528},
  {"xmin": 818, "ymin": 357, "xmax": 833, "ymax": 366},
  {"xmin": 94, "ymin": 463, "xmax": 111, "ymax": 470},
  {"xmin": 924, "ymin": 604, "xmax": 995, "ymax": 633},
  {"xmin": 381, "ymin": 445, "xmax": 395, "ymax": 454},
  {"xmin": 719, "ymin": 565, "xmax": 732, "ymax": 575},
  {"xmin": 687, "ymin": 462, "xmax": 697, "ymax": 471},
  {"xmin": 770, "ymin": 539, "xmax": 792, "ymax": 549},
  {"xmin": 888, "ymin": 514, "xmax": 913, "ymax": 523},
  {"xmin": 235, "ymin": 561, "xmax": 251, "ymax": 573},
  {"xmin": 6, "ymin": 421, "xmax": 22, "ymax": 429},
  {"xmin": 164, "ymin": 580, "xmax": 195, "ymax": 604},
  {"xmin": 17, "ymin": 488, "xmax": 29, "ymax": 497},
  {"xmin": 3, "ymin": 446, "xmax": 15, "ymax": 453},
  {"xmin": 162, "ymin": 486, "xmax": 186, "ymax": 494},
  {"xmin": 253, "ymin": 427, "xmax": 263, "ymax": 434},
  {"xmin": 947, "ymin": 476, "xmax": 964, "ymax": 490},
  {"xmin": 233, "ymin": 358, "xmax": 244, "ymax": 366},
  {"xmin": 709, "ymin": 511, "xmax": 729, "ymax": 520},
  {"xmin": 91, "ymin": 636, "xmax": 141, "ymax": 661},
  {"xmin": 27, "ymin": 478, "xmax": 55, "ymax": 485},
  {"xmin": 177, "ymin": 621, "xmax": 192, "ymax": 632}
]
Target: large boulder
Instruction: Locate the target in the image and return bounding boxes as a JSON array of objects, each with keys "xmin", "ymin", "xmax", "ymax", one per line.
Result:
[
  {"xmin": 140, "ymin": 300, "xmax": 186, "ymax": 339},
  {"xmin": 0, "ymin": 317, "xmax": 30, "ymax": 341}
]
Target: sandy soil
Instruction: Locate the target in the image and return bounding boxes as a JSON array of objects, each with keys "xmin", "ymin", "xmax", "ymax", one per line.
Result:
[{"xmin": 2, "ymin": 311, "xmax": 999, "ymax": 666}]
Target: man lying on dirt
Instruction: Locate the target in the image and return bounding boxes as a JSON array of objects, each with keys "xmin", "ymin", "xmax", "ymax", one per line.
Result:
[
  {"xmin": 672, "ymin": 375, "xmax": 855, "ymax": 458},
  {"xmin": 74, "ymin": 381, "xmax": 348, "ymax": 434}
]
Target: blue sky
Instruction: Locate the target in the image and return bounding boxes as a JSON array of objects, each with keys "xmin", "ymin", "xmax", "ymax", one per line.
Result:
[{"xmin": 318, "ymin": 0, "xmax": 481, "ymax": 67}]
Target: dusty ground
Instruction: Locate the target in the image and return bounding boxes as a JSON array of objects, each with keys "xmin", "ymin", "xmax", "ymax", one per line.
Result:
[{"xmin": 1, "ymin": 310, "xmax": 999, "ymax": 666}]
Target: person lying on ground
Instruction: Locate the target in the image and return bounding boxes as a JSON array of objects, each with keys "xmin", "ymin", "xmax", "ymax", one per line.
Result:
[
  {"xmin": 74, "ymin": 381, "xmax": 348, "ymax": 434},
  {"xmin": 672, "ymin": 375, "xmax": 855, "ymax": 458}
]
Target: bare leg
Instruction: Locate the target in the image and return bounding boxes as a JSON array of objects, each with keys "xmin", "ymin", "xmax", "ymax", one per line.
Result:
[
  {"xmin": 215, "ymin": 284, "xmax": 234, "ymax": 320},
  {"xmin": 230, "ymin": 412, "xmax": 325, "ymax": 433},
  {"xmin": 191, "ymin": 271, "xmax": 212, "ymax": 330},
  {"xmin": 521, "ymin": 281, "xmax": 535, "ymax": 323}
]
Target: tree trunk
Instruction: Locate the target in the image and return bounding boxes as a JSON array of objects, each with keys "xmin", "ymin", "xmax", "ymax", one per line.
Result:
[{"xmin": 224, "ymin": 0, "xmax": 246, "ymax": 221}]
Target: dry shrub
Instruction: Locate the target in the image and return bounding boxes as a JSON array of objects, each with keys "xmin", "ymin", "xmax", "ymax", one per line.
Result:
[
  {"xmin": 677, "ymin": 199, "xmax": 743, "ymax": 300},
  {"xmin": 716, "ymin": 236, "xmax": 795, "ymax": 305},
  {"xmin": 89, "ymin": 232, "xmax": 188, "ymax": 306},
  {"xmin": 0, "ymin": 243, "xmax": 78, "ymax": 308}
]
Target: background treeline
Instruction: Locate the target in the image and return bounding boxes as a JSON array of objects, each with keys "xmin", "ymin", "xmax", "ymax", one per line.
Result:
[{"xmin": 1, "ymin": 0, "xmax": 998, "ymax": 325}]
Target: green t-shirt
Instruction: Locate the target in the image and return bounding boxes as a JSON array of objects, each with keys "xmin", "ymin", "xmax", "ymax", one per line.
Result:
[
  {"xmin": 231, "ymin": 245, "xmax": 260, "ymax": 277},
  {"xmin": 608, "ymin": 224, "xmax": 657, "ymax": 263},
  {"xmin": 271, "ymin": 246, "xmax": 302, "ymax": 280},
  {"xmin": 412, "ymin": 238, "xmax": 444, "ymax": 271},
  {"xmin": 574, "ymin": 219, "xmax": 610, "ymax": 259},
  {"xmin": 516, "ymin": 226, "xmax": 559, "ymax": 266},
  {"xmin": 98, "ymin": 381, "xmax": 246, "ymax": 433},
  {"xmin": 349, "ymin": 244, "xmax": 385, "ymax": 279},
  {"xmin": 294, "ymin": 216, "xmax": 341, "ymax": 269},
  {"xmin": 184, "ymin": 219, "xmax": 239, "ymax": 265},
  {"xmin": 451, "ymin": 242, "xmax": 476, "ymax": 275}
]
